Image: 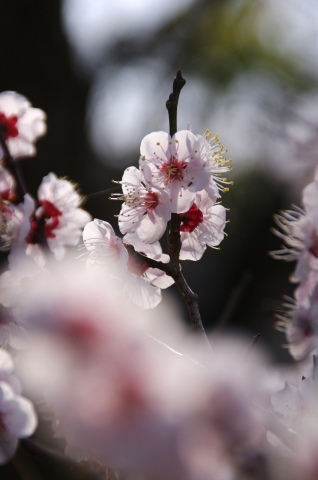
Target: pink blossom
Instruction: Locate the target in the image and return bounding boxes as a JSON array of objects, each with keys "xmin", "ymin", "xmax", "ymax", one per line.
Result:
[
  {"xmin": 26, "ymin": 173, "xmax": 91, "ymax": 260},
  {"xmin": 139, "ymin": 130, "xmax": 210, "ymax": 213},
  {"xmin": 179, "ymin": 190, "xmax": 227, "ymax": 261},
  {"xmin": 272, "ymin": 180, "xmax": 318, "ymax": 284},
  {"xmin": 276, "ymin": 301, "xmax": 318, "ymax": 361},
  {"xmin": 115, "ymin": 166, "xmax": 171, "ymax": 243},
  {"xmin": 82, "ymin": 218, "xmax": 128, "ymax": 270},
  {"xmin": 83, "ymin": 220, "xmax": 173, "ymax": 309},
  {"xmin": 0, "ymin": 91, "xmax": 46, "ymax": 158}
]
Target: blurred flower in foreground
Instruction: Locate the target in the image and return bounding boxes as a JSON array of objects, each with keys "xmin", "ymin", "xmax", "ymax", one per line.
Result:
[
  {"xmin": 15, "ymin": 261, "xmax": 287, "ymax": 479},
  {"xmin": 82, "ymin": 219, "xmax": 173, "ymax": 309},
  {"xmin": 272, "ymin": 171, "xmax": 318, "ymax": 361},
  {"xmin": 0, "ymin": 91, "xmax": 46, "ymax": 158},
  {"xmin": 269, "ymin": 357, "xmax": 318, "ymax": 479},
  {"xmin": 0, "ymin": 348, "xmax": 37, "ymax": 464}
]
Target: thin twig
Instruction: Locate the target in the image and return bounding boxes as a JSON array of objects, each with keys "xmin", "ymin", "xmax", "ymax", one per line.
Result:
[
  {"xmin": 126, "ymin": 72, "xmax": 212, "ymax": 352},
  {"xmin": 0, "ymin": 128, "xmax": 26, "ymax": 203}
]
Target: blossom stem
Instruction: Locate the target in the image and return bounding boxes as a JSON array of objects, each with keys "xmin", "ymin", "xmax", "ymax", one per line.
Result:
[
  {"xmin": 166, "ymin": 69, "xmax": 186, "ymax": 138},
  {"xmin": 166, "ymin": 70, "xmax": 185, "ymax": 266},
  {"xmin": 164, "ymin": 72, "xmax": 211, "ymax": 348}
]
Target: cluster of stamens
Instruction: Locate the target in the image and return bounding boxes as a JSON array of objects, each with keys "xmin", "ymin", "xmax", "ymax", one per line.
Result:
[
  {"xmin": 111, "ymin": 178, "xmax": 159, "ymax": 224},
  {"xmin": 204, "ymin": 130, "xmax": 234, "ymax": 193},
  {"xmin": 159, "ymin": 156, "xmax": 187, "ymax": 184},
  {"xmin": 270, "ymin": 207, "xmax": 306, "ymax": 260},
  {"xmin": 180, "ymin": 203, "xmax": 204, "ymax": 233}
]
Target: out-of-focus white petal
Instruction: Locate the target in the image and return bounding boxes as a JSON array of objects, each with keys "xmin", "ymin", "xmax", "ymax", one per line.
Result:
[{"xmin": 0, "ymin": 91, "xmax": 46, "ymax": 159}]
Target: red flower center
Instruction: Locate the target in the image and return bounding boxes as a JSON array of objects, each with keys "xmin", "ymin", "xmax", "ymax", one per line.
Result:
[
  {"xmin": 179, "ymin": 203, "xmax": 204, "ymax": 233},
  {"xmin": 159, "ymin": 157, "xmax": 187, "ymax": 183},
  {"xmin": 26, "ymin": 200, "xmax": 62, "ymax": 244},
  {"xmin": 40, "ymin": 200, "xmax": 62, "ymax": 239},
  {"xmin": 127, "ymin": 255, "xmax": 148, "ymax": 276},
  {"xmin": 144, "ymin": 191, "xmax": 159, "ymax": 212},
  {"xmin": 0, "ymin": 113, "xmax": 18, "ymax": 139}
]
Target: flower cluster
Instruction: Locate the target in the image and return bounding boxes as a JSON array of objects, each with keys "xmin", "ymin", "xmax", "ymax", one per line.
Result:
[
  {"xmin": 15, "ymin": 264, "xmax": 280, "ymax": 479},
  {"xmin": 80, "ymin": 128, "xmax": 231, "ymax": 308},
  {"xmin": 1, "ymin": 81, "xmax": 316, "ymax": 480},
  {"xmin": 0, "ymin": 91, "xmax": 46, "ymax": 159},
  {"xmin": 114, "ymin": 129, "xmax": 231, "ymax": 254},
  {"xmin": 272, "ymin": 172, "xmax": 318, "ymax": 359}
]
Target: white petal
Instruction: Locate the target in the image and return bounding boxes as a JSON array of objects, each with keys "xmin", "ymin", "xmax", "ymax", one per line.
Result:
[
  {"xmin": 271, "ymin": 382, "xmax": 303, "ymax": 419},
  {"xmin": 146, "ymin": 268, "xmax": 174, "ymax": 289},
  {"xmin": 121, "ymin": 166, "xmax": 141, "ymax": 194},
  {"xmin": 180, "ymin": 231, "xmax": 206, "ymax": 261},
  {"xmin": 135, "ymin": 205, "xmax": 170, "ymax": 243},
  {"xmin": 140, "ymin": 131, "xmax": 171, "ymax": 165},
  {"xmin": 169, "ymin": 183, "xmax": 195, "ymax": 214},
  {"xmin": 0, "ymin": 92, "xmax": 30, "ymax": 117},
  {"xmin": 124, "ymin": 275, "xmax": 161, "ymax": 309}
]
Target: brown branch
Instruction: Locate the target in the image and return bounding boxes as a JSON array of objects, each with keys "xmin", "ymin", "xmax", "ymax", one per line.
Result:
[
  {"xmin": 125, "ymin": 72, "xmax": 212, "ymax": 352},
  {"xmin": 0, "ymin": 128, "xmax": 26, "ymax": 203}
]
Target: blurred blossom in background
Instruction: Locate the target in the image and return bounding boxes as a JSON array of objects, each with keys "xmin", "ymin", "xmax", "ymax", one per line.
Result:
[{"xmin": 62, "ymin": 0, "xmax": 318, "ymax": 180}]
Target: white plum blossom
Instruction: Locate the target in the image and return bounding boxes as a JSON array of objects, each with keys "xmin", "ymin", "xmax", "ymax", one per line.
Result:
[
  {"xmin": 82, "ymin": 218, "xmax": 128, "ymax": 270},
  {"xmin": 179, "ymin": 190, "xmax": 227, "ymax": 261},
  {"xmin": 122, "ymin": 235, "xmax": 174, "ymax": 309},
  {"xmin": 83, "ymin": 220, "xmax": 173, "ymax": 309},
  {"xmin": 271, "ymin": 176, "xmax": 318, "ymax": 361},
  {"xmin": 139, "ymin": 130, "xmax": 210, "ymax": 213},
  {"xmin": 275, "ymin": 209, "xmax": 318, "ymax": 288},
  {"xmin": 272, "ymin": 179, "xmax": 318, "ymax": 295},
  {"xmin": 114, "ymin": 166, "xmax": 171, "ymax": 243},
  {"xmin": 0, "ymin": 91, "xmax": 46, "ymax": 158},
  {"xmin": 26, "ymin": 173, "xmax": 91, "ymax": 260}
]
